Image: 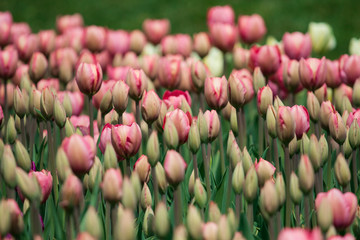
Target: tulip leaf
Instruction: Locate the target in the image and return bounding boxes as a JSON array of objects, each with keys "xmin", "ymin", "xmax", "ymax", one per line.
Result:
[
  {"xmin": 239, "ymin": 213, "xmax": 255, "ymax": 240},
  {"xmin": 261, "ymin": 147, "xmax": 269, "ymax": 160}
]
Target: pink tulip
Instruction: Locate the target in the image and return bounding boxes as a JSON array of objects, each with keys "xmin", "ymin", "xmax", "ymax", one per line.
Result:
[
  {"xmin": 158, "ymin": 55, "xmax": 182, "ymax": 90},
  {"xmin": 76, "ymin": 50, "xmax": 97, "ymax": 69},
  {"xmin": 57, "ymin": 91, "xmax": 84, "ymax": 116},
  {"xmin": 107, "ymin": 65, "xmax": 130, "ymax": 81},
  {"xmin": 141, "ymin": 90, "xmax": 161, "ymax": 124},
  {"xmin": 282, "ymin": 32, "xmax": 312, "ymax": 60},
  {"xmin": 238, "ymin": 14, "xmax": 267, "ymax": 44},
  {"xmin": 37, "ymin": 78, "xmax": 60, "ymax": 92},
  {"xmin": 175, "ymin": 34, "xmax": 192, "ymax": 58},
  {"xmin": 340, "ymin": 54, "xmax": 360, "ymax": 86},
  {"xmin": 11, "ymin": 64, "xmax": 28, "ymax": 86},
  {"xmin": 38, "ymin": 30, "xmax": 56, "ymax": 55},
  {"xmin": 106, "ymin": 30, "xmax": 130, "ymax": 56},
  {"xmin": 178, "ymin": 60, "xmax": 196, "ymax": 92},
  {"xmin": 126, "ymin": 68, "xmax": 147, "ymax": 101},
  {"xmin": 111, "ymin": 122, "xmax": 142, "ymax": 160},
  {"xmin": 75, "ymin": 62, "xmax": 103, "ymax": 96},
  {"xmin": 164, "ymin": 109, "xmax": 191, "ymax": 145},
  {"xmin": 255, "ymin": 158, "xmax": 276, "ymax": 186},
  {"xmin": 278, "ymin": 228, "xmax": 322, "ymax": 240},
  {"xmin": 133, "ymin": 155, "xmax": 151, "ymax": 183},
  {"xmin": 92, "ymin": 79, "xmax": 116, "ymax": 110},
  {"xmin": 4, "ymin": 199, "xmax": 23, "ymax": 235},
  {"xmin": 193, "ymin": 32, "xmax": 211, "ymax": 57},
  {"xmin": 55, "ymin": 34, "xmax": 69, "ymax": 49},
  {"xmin": 315, "ymin": 188, "xmax": 357, "ymax": 230},
  {"xmin": 164, "ymin": 149, "xmax": 187, "ymax": 187},
  {"xmin": 0, "ymin": 48, "xmax": 18, "ymax": 79},
  {"xmin": 65, "ymin": 27, "xmax": 84, "ymax": 53},
  {"xmin": 83, "ymin": 25, "xmax": 107, "ymax": 52},
  {"xmin": 56, "ymin": 14, "xmax": 84, "ymax": 34},
  {"xmin": 29, "ymin": 170, "xmax": 53, "ymax": 203},
  {"xmin": 204, "ymin": 76, "xmax": 228, "ymax": 110},
  {"xmin": 249, "ymin": 45, "xmax": 281, "ymax": 76},
  {"xmin": 122, "ymin": 112, "xmax": 136, "ymax": 126},
  {"xmin": 0, "ymin": 11, "xmax": 12, "ymax": 24},
  {"xmin": 61, "ymin": 134, "xmax": 96, "ymax": 175},
  {"xmin": 328, "ymin": 234, "xmax": 355, "ymax": 240},
  {"xmin": 346, "ymin": 109, "xmax": 360, "ymax": 127},
  {"xmin": 142, "ymin": 19, "xmax": 170, "ymax": 44},
  {"xmin": 129, "ymin": 30, "xmax": 147, "ymax": 54},
  {"xmin": 325, "ymin": 59, "xmax": 342, "ymax": 88},
  {"xmin": 163, "ymin": 90, "xmax": 191, "ymax": 109},
  {"xmin": 203, "ymin": 110, "xmax": 220, "ymax": 142},
  {"xmin": 15, "ymin": 34, "xmax": 39, "ymax": 62},
  {"xmin": 10, "ymin": 22, "xmax": 31, "ymax": 43},
  {"xmin": 70, "ymin": 115, "xmax": 99, "ymax": 137},
  {"xmin": 299, "ymin": 57, "xmax": 327, "ymax": 91},
  {"xmin": 228, "ymin": 69, "xmax": 254, "ymax": 108},
  {"xmin": 49, "ymin": 47, "xmax": 78, "ymax": 77},
  {"xmin": 140, "ymin": 54, "xmax": 159, "ymax": 80},
  {"xmin": 161, "ymin": 35, "xmax": 177, "ymax": 55},
  {"xmin": 207, "ymin": 5, "xmax": 235, "ymax": 26},
  {"xmin": 289, "ymin": 105, "xmax": 310, "ymax": 139},
  {"xmin": 0, "ymin": 18, "xmax": 11, "ymax": 46},
  {"xmin": 233, "ymin": 46, "xmax": 250, "ymax": 69},
  {"xmin": 29, "ymin": 52, "xmax": 48, "ymax": 82},
  {"xmin": 95, "ymin": 50, "xmax": 111, "ymax": 71},
  {"xmin": 99, "ymin": 123, "xmax": 112, "ymax": 154},
  {"xmin": 209, "ymin": 23, "xmax": 237, "ymax": 52},
  {"xmin": 60, "ymin": 174, "xmax": 83, "ymax": 210}
]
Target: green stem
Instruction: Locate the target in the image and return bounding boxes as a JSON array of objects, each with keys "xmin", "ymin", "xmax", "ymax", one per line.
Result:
[
  {"xmin": 259, "ymin": 117, "xmax": 264, "ymax": 154},
  {"xmin": 247, "ymin": 202, "xmax": 253, "ymax": 229},
  {"xmin": 268, "ymin": 217, "xmax": 275, "ymax": 240},
  {"xmin": 309, "ymin": 191, "xmax": 316, "ymax": 227},
  {"xmin": 237, "ymin": 108, "xmax": 244, "ymax": 149},
  {"xmin": 126, "ymin": 159, "xmax": 131, "ymax": 177},
  {"xmin": 30, "ymin": 201, "xmax": 42, "ymax": 238},
  {"xmin": 352, "ymin": 150, "xmax": 358, "ymax": 193},
  {"xmin": 304, "ymin": 195, "xmax": 310, "ymax": 228},
  {"xmin": 47, "ymin": 122, "xmax": 58, "ymax": 203},
  {"xmin": 66, "ymin": 212, "xmax": 73, "ymax": 240},
  {"xmin": 174, "ymin": 186, "xmax": 182, "ymax": 226},
  {"xmin": 21, "ymin": 117, "xmax": 26, "ymax": 146},
  {"xmin": 193, "ymin": 154, "xmax": 199, "ymax": 179},
  {"xmin": 327, "ymin": 135, "xmax": 332, "ymax": 190},
  {"xmin": 241, "ymin": 109, "xmax": 247, "ymax": 147},
  {"xmin": 225, "ymin": 163, "xmax": 233, "ymax": 211},
  {"xmin": 88, "ymin": 95, "xmax": 94, "ymax": 138},
  {"xmin": 218, "ymin": 113, "xmax": 225, "ymax": 175},
  {"xmin": 273, "ymin": 138, "xmax": 280, "ymax": 173},
  {"xmin": 152, "ymin": 167, "xmax": 159, "ymax": 207},
  {"xmin": 235, "ymin": 194, "xmax": 241, "ymax": 222},
  {"xmin": 106, "ymin": 202, "xmax": 111, "ymax": 240},
  {"xmin": 284, "ymin": 146, "xmax": 292, "ymax": 227},
  {"xmin": 204, "ymin": 143, "xmax": 212, "ymax": 201},
  {"xmin": 295, "ymin": 205, "xmax": 300, "ymax": 226}
]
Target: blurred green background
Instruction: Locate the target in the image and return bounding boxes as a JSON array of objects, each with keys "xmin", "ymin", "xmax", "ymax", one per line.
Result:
[{"xmin": 1, "ymin": 0, "xmax": 359, "ymax": 59}]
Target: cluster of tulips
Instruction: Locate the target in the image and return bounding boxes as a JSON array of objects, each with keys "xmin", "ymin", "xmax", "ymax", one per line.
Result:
[{"xmin": 1, "ymin": 4, "xmax": 360, "ymax": 240}]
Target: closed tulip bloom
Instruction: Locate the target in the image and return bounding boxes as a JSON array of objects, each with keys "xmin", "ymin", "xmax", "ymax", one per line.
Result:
[
  {"xmin": 207, "ymin": 5, "xmax": 235, "ymax": 26},
  {"xmin": 75, "ymin": 62, "xmax": 103, "ymax": 96},
  {"xmin": 10, "ymin": 22, "xmax": 31, "ymax": 43},
  {"xmin": 278, "ymin": 228, "xmax": 323, "ymax": 240},
  {"xmin": 126, "ymin": 68, "xmax": 147, "ymax": 101},
  {"xmin": 164, "ymin": 109, "xmax": 191, "ymax": 145},
  {"xmin": 209, "ymin": 23, "xmax": 237, "ymax": 52},
  {"xmin": 29, "ymin": 170, "xmax": 53, "ymax": 203},
  {"xmin": 38, "ymin": 30, "xmax": 56, "ymax": 55},
  {"xmin": 49, "ymin": 47, "xmax": 78, "ymax": 77},
  {"xmin": 203, "ymin": 110, "xmax": 220, "ymax": 142},
  {"xmin": 133, "ymin": 155, "xmax": 151, "ymax": 183},
  {"xmin": 299, "ymin": 57, "xmax": 327, "ymax": 91},
  {"xmin": 142, "ymin": 19, "xmax": 170, "ymax": 44},
  {"xmin": 15, "ymin": 34, "xmax": 39, "ymax": 62},
  {"xmin": 158, "ymin": 55, "xmax": 182, "ymax": 90},
  {"xmin": 249, "ymin": 45, "xmax": 281, "ymax": 76},
  {"xmin": 162, "ymin": 90, "xmax": 191, "ymax": 110},
  {"xmin": 161, "ymin": 35, "xmax": 177, "ymax": 56},
  {"xmin": 238, "ymin": 14, "xmax": 266, "ymax": 44},
  {"xmin": 233, "ymin": 46, "xmax": 250, "ymax": 70},
  {"xmin": 92, "ymin": 79, "xmax": 116, "ymax": 110},
  {"xmin": 58, "ymin": 91, "xmax": 84, "ymax": 116},
  {"xmin": 257, "ymin": 86, "xmax": 273, "ymax": 117},
  {"xmin": 0, "ymin": 48, "xmax": 18, "ymax": 79},
  {"xmin": 325, "ymin": 59, "xmax": 342, "ymax": 88},
  {"xmin": 204, "ymin": 76, "xmax": 228, "ymax": 110},
  {"xmin": 83, "ymin": 25, "xmax": 107, "ymax": 52},
  {"xmin": 289, "ymin": 105, "xmax": 310, "ymax": 139},
  {"xmin": 255, "ymin": 158, "xmax": 276, "ymax": 187},
  {"xmin": 76, "ymin": 50, "xmax": 97, "ymax": 70},
  {"xmin": 112, "ymin": 80, "xmax": 129, "ymax": 115},
  {"xmin": 276, "ymin": 106, "xmax": 295, "ymax": 145},
  {"xmin": 308, "ymin": 22, "xmax": 336, "ymax": 54},
  {"xmin": 282, "ymin": 32, "xmax": 312, "ymax": 60},
  {"xmin": 111, "ymin": 123, "xmax": 142, "ymax": 160},
  {"xmin": 298, "ymin": 155, "xmax": 315, "ymax": 194},
  {"xmin": 141, "ymin": 54, "xmax": 159, "ymax": 80},
  {"xmin": 106, "ymin": 30, "xmax": 130, "ymax": 56},
  {"xmin": 346, "ymin": 109, "xmax": 360, "ymax": 127},
  {"xmin": 175, "ymin": 34, "xmax": 192, "ymax": 58},
  {"xmin": 164, "ymin": 150, "xmax": 187, "ymax": 187},
  {"xmin": 60, "ymin": 174, "xmax": 83, "ymax": 211},
  {"xmin": 141, "ymin": 90, "xmax": 161, "ymax": 124},
  {"xmin": 315, "ymin": 188, "xmax": 357, "ymax": 230},
  {"xmin": 56, "ymin": 14, "xmax": 83, "ymax": 33},
  {"xmin": 28, "ymin": 52, "xmax": 48, "ymax": 82},
  {"xmin": 340, "ymin": 54, "xmax": 360, "ymax": 86},
  {"xmin": 329, "ymin": 111, "xmax": 347, "ymax": 145},
  {"xmin": 61, "ymin": 134, "xmax": 96, "ymax": 175},
  {"xmin": 320, "ymin": 101, "xmax": 335, "ymax": 131},
  {"xmin": 0, "ymin": 19, "xmax": 11, "ymax": 46},
  {"xmin": 40, "ymin": 86, "xmax": 55, "ymax": 120},
  {"xmin": 129, "ymin": 30, "xmax": 146, "ymax": 54},
  {"xmin": 102, "ymin": 168, "xmax": 123, "ymax": 203},
  {"xmin": 228, "ymin": 69, "xmax": 254, "ymax": 108},
  {"xmin": 193, "ymin": 32, "xmax": 211, "ymax": 57},
  {"xmin": 98, "ymin": 123, "xmax": 112, "ymax": 154}
]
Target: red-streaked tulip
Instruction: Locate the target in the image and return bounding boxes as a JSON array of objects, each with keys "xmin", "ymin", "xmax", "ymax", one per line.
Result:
[
  {"xmin": 207, "ymin": 5, "xmax": 235, "ymax": 26},
  {"xmin": 61, "ymin": 134, "xmax": 96, "ymax": 175},
  {"xmin": 209, "ymin": 23, "xmax": 237, "ymax": 52},
  {"xmin": 164, "ymin": 109, "xmax": 191, "ymax": 145},
  {"xmin": 315, "ymin": 188, "xmax": 357, "ymax": 230},
  {"xmin": 249, "ymin": 45, "xmax": 281, "ymax": 76},
  {"xmin": 228, "ymin": 69, "xmax": 254, "ymax": 109},
  {"xmin": 282, "ymin": 32, "xmax": 312, "ymax": 60},
  {"xmin": 133, "ymin": 155, "xmax": 151, "ymax": 183},
  {"xmin": 126, "ymin": 68, "xmax": 147, "ymax": 101},
  {"xmin": 102, "ymin": 168, "xmax": 123, "ymax": 203},
  {"xmin": 193, "ymin": 32, "xmax": 211, "ymax": 57},
  {"xmin": 276, "ymin": 106, "xmax": 295, "ymax": 145},
  {"xmin": 60, "ymin": 174, "xmax": 83, "ymax": 211},
  {"xmin": 164, "ymin": 150, "xmax": 187, "ymax": 187},
  {"xmin": 29, "ymin": 170, "xmax": 53, "ymax": 203},
  {"xmin": 340, "ymin": 54, "xmax": 360, "ymax": 86},
  {"xmin": 278, "ymin": 228, "xmax": 323, "ymax": 240},
  {"xmin": 203, "ymin": 110, "xmax": 220, "ymax": 142},
  {"xmin": 238, "ymin": 14, "xmax": 267, "ymax": 44},
  {"xmin": 325, "ymin": 59, "xmax": 341, "ymax": 88},
  {"xmin": 111, "ymin": 123, "xmax": 142, "ymax": 160},
  {"xmin": 75, "ymin": 62, "xmax": 103, "ymax": 96},
  {"xmin": 158, "ymin": 55, "xmax": 182, "ymax": 90},
  {"xmin": 0, "ymin": 48, "xmax": 18, "ymax": 79},
  {"xmin": 329, "ymin": 111, "xmax": 347, "ymax": 145},
  {"xmin": 320, "ymin": 101, "xmax": 336, "ymax": 131},
  {"xmin": 38, "ymin": 30, "xmax": 56, "ymax": 55},
  {"xmin": 142, "ymin": 19, "xmax": 170, "ymax": 44},
  {"xmin": 70, "ymin": 115, "xmax": 99, "ymax": 137},
  {"xmin": 106, "ymin": 30, "xmax": 130, "ymax": 56},
  {"xmin": 56, "ymin": 14, "xmax": 84, "ymax": 34},
  {"xmin": 15, "ymin": 34, "xmax": 39, "ymax": 62},
  {"xmin": 92, "ymin": 79, "xmax": 116, "ymax": 110},
  {"xmin": 299, "ymin": 57, "xmax": 327, "ymax": 91},
  {"xmin": 346, "ymin": 109, "xmax": 360, "ymax": 127},
  {"xmin": 162, "ymin": 90, "xmax": 191, "ymax": 109},
  {"xmin": 99, "ymin": 123, "xmax": 112, "ymax": 154},
  {"xmin": 204, "ymin": 76, "xmax": 228, "ymax": 110},
  {"xmin": 141, "ymin": 90, "xmax": 161, "ymax": 124},
  {"xmin": 83, "ymin": 25, "xmax": 107, "ymax": 52},
  {"xmin": 289, "ymin": 105, "xmax": 310, "ymax": 139},
  {"xmin": 257, "ymin": 86, "xmax": 273, "ymax": 117},
  {"xmin": 28, "ymin": 52, "xmax": 48, "ymax": 82},
  {"xmin": 141, "ymin": 54, "xmax": 159, "ymax": 80}
]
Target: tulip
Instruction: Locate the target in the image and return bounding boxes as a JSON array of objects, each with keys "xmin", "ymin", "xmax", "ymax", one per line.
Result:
[
  {"xmin": 259, "ymin": 180, "xmax": 279, "ymax": 218},
  {"xmin": 299, "ymin": 57, "xmax": 327, "ymax": 91},
  {"xmin": 207, "ymin": 5, "xmax": 235, "ymax": 26},
  {"xmin": 0, "ymin": 48, "xmax": 18, "ymax": 79},
  {"xmin": 325, "ymin": 59, "xmax": 342, "ymax": 88},
  {"xmin": 60, "ymin": 174, "xmax": 83, "ymax": 211},
  {"xmin": 233, "ymin": 46, "xmax": 250, "ymax": 70},
  {"xmin": 92, "ymin": 79, "xmax": 116, "ymax": 111},
  {"xmin": 308, "ymin": 22, "xmax": 336, "ymax": 53},
  {"xmin": 111, "ymin": 122, "xmax": 142, "ymax": 160},
  {"xmin": 329, "ymin": 111, "xmax": 347, "ymax": 145},
  {"xmin": 164, "ymin": 150, "xmax": 187, "ymax": 187},
  {"xmin": 29, "ymin": 170, "xmax": 53, "ymax": 203},
  {"xmin": 15, "ymin": 34, "xmax": 39, "ymax": 62},
  {"xmin": 315, "ymin": 188, "xmax": 357, "ymax": 230},
  {"xmin": 238, "ymin": 14, "xmax": 267, "ymax": 44},
  {"xmin": 202, "ymin": 222, "xmax": 218, "ymax": 240},
  {"xmin": 0, "ymin": 18, "xmax": 11, "ymax": 46},
  {"xmin": 142, "ymin": 19, "xmax": 170, "ymax": 44},
  {"xmin": 255, "ymin": 158, "xmax": 276, "ymax": 187},
  {"xmin": 164, "ymin": 109, "xmax": 191, "ymax": 145},
  {"xmin": 175, "ymin": 34, "xmax": 192, "ymax": 57},
  {"xmin": 11, "ymin": 64, "xmax": 28, "ymax": 86},
  {"xmin": 56, "ymin": 14, "xmax": 83, "ymax": 33},
  {"xmin": 186, "ymin": 204, "xmax": 203, "ymax": 239},
  {"xmin": 141, "ymin": 90, "xmax": 161, "ymax": 124},
  {"xmin": 40, "ymin": 87, "xmax": 55, "ymax": 120},
  {"xmin": 320, "ymin": 101, "xmax": 336, "ymax": 131},
  {"xmin": 289, "ymin": 105, "xmax": 310, "ymax": 139},
  {"xmin": 106, "ymin": 30, "xmax": 130, "ymax": 56},
  {"xmin": 38, "ymin": 30, "xmax": 56, "ymax": 55},
  {"xmin": 244, "ymin": 165, "xmax": 258, "ymax": 203},
  {"xmin": 257, "ymin": 86, "xmax": 273, "ymax": 117},
  {"xmin": 282, "ymin": 32, "xmax": 312, "ymax": 60},
  {"xmin": 249, "ymin": 45, "xmax": 281, "ymax": 76},
  {"xmin": 133, "ymin": 155, "xmax": 151, "ymax": 183},
  {"xmin": 203, "ymin": 110, "xmax": 220, "ymax": 142},
  {"xmin": 340, "ymin": 54, "xmax": 360, "ymax": 86},
  {"xmin": 75, "ymin": 62, "xmax": 103, "ymax": 96},
  {"xmin": 204, "ymin": 76, "xmax": 228, "ymax": 110},
  {"xmin": 76, "ymin": 50, "xmax": 97, "ymax": 69},
  {"xmin": 334, "ymin": 153, "xmax": 351, "ymax": 188},
  {"xmin": 83, "ymin": 25, "xmax": 106, "ymax": 52},
  {"xmin": 61, "ymin": 134, "xmax": 96, "ymax": 175},
  {"xmin": 28, "ymin": 52, "xmax": 48, "ymax": 82},
  {"xmin": 209, "ymin": 23, "xmax": 237, "ymax": 52},
  {"xmin": 126, "ymin": 68, "xmax": 147, "ymax": 101},
  {"xmin": 141, "ymin": 54, "xmax": 159, "ymax": 80},
  {"xmin": 49, "ymin": 48, "xmax": 78, "ymax": 77},
  {"xmin": 102, "ymin": 168, "xmax": 122, "ymax": 203},
  {"xmin": 129, "ymin": 30, "xmax": 146, "ymax": 54},
  {"xmin": 111, "ymin": 80, "xmax": 129, "ymax": 118},
  {"xmin": 228, "ymin": 69, "xmax": 254, "ymax": 109},
  {"xmin": 276, "ymin": 106, "xmax": 295, "ymax": 145},
  {"xmin": 162, "ymin": 90, "xmax": 191, "ymax": 110},
  {"xmin": 193, "ymin": 32, "xmax": 211, "ymax": 57},
  {"xmin": 158, "ymin": 55, "xmax": 182, "ymax": 90},
  {"xmin": 298, "ymin": 155, "xmax": 315, "ymax": 194},
  {"xmin": 278, "ymin": 228, "xmax": 323, "ymax": 240},
  {"xmin": 10, "ymin": 22, "xmax": 31, "ymax": 43}
]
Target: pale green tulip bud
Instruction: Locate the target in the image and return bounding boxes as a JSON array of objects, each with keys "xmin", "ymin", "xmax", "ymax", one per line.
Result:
[
  {"xmin": 288, "ymin": 135, "xmax": 298, "ymax": 157},
  {"xmin": 81, "ymin": 206, "xmax": 102, "ymax": 239},
  {"xmin": 130, "ymin": 172, "xmax": 142, "ymax": 200},
  {"xmin": 186, "ymin": 205, "xmax": 203, "ymax": 240},
  {"xmin": 14, "ymin": 140, "xmax": 31, "ymax": 171},
  {"xmin": 242, "ymin": 147, "xmax": 253, "ymax": 174},
  {"xmin": 227, "ymin": 131, "xmax": 236, "ymax": 157},
  {"xmin": 349, "ymin": 120, "xmax": 360, "ymax": 149},
  {"xmin": 198, "ymin": 110, "xmax": 208, "ymax": 143},
  {"xmin": 194, "ymin": 179, "xmax": 207, "ymax": 208},
  {"xmin": 230, "ymin": 108, "xmax": 238, "ymax": 136},
  {"xmin": 1, "ymin": 145, "xmax": 17, "ymax": 188},
  {"xmin": 344, "ymin": 129, "xmax": 353, "ymax": 159},
  {"xmin": 6, "ymin": 115, "xmax": 16, "ymax": 144},
  {"xmin": 266, "ymin": 105, "xmax": 277, "ymax": 138},
  {"xmin": 173, "ymin": 225, "xmax": 188, "ymax": 240},
  {"xmin": 64, "ymin": 118, "xmax": 75, "ymax": 137},
  {"xmin": 253, "ymin": 67, "xmax": 266, "ymax": 92},
  {"xmin": 114, "ymin": 209, "xmax": 135, "ymax": 240},
  {"xmin": 163, "ymin": 119, "xmax": 179, "ymax": 150},
  {"xmin": 307, "ymin": 92, "xmax": 320, "ymax": 122},
  {"xmin": 335, "ymin": 153, "xmax": 351, "ymax": 188},
  {"xmin": 317, "ymin": 197, "xmax": 333, "ymax": 233},
  {"xmin": 259, "ymin": 180, "xmax": 279, "ymax": 217},
  {"xmin": 143, "ymin": 207, "xmax": 154, "ymax": 237},
  {"xmin": 103, "ymin": 143, "xmax": 118, "ymax": 171},
  {"xmin": 122, "ymin": 177, "xmax": 138, "ymax": 210},
  {"xmin": 244, "ymin": 165, "xmax": 258, "ymax": 203},
  {"xmin": 217, "ymin": 215, "xmax": 232, "ymax": 240},
  {"xmin": 155, "ymin": 202, "xmax": 170, "ymax": 238},
  {"xmin": 62, "ymin": 92, "xmax": 73, "ymax": 117},
  {"xmin": 87, "ymin": 157, "xmax": 103, "ymax": 192},
  {"xmin": 273, "ymin": 96, "xmax": 284, "ymax": 112},
  {"xmin": 188, "ymin": 170, "xmax": 195, "ymax": 196},
  {"xmin": 232, "ymin": 162, "xmax": 244, "ymax": 195},
  {"xmin": 54, "ymin": 97, "xmax": 66, "ymax": 128},
  {"xmin": 300, "ymin": 133, "xmax": 310, "ymax": 155},
  {"xmin": 147, "ymin": 130, "xmax": 160, "ymax": 167},
  {"xmin": 275, "ymin": 173, "xmax": 285, "ymax": 206},
  {"xmin": 140, "ymin": 183, "xmax": 152, "ymax": 210},
  {"xmin": 100, "ymin": 89, "xmax": 113, "ymax": 116},
  {"xmin": 208, "ymin": 201, "xmax": 221, "ymax": 223},
  {"xmin": 298, "ymin": 155, "xmax": 315, "ymax": 194},
  {"xmin": 227, "ymin": 208, "xmax": 237, "ymax": 235},
  {"xmin": 56, "ymin": 147, "xmax": 73, "ymax": 183},
  {"xmin": 319, "ymin": 134, "xmax": 329, "ymax": 166},
  {"xmin": 309, "ymin": 134, "xmax": 321, "ymax": 171},
  {"xmin": 290, "ymin": 172, "xmax": 303, "ymax": 205},
  {"xmin": 155, "ymin": 162, "xmax": 167, "ymax": 194},
  {"xmin": 16, "ymin": 167, "xmax": 41, "ymax": 202},
  {"xmin": 188, "ymin": 120, "xmax": 201, "ymax": 154}
]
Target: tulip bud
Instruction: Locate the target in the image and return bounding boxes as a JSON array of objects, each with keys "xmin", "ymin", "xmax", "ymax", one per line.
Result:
[
  {"xmin": 40, "ymin": 87, "xmax": 55, "ymax": 120},
  {"xmin": 329, "ymin": 112, "xmax": 347, "ymax": 145},
  {"xmin": 102, "ymin": 168, "xmax": 122, "ymax": 203},
  {"xmin": 16, "ymin": 167, "xmax": 41, "ymax": 202},
  {"xmin": 112, "ymin": 81, "xmax": 129, "ymax": 116},
  {"xmin": 308, "ymin": 22, "xmax": 336, "ymax": 53},
  {"xmin": 59, "ymin": 59, "xmax": 73, "ymax": 84},
  {"xmin": 204, "ymin": 110, "xmax": 220, "ymax": 142},
  {"xmin": 266, "ymin": 105, "xmax": 277, "ymax": 138},
  {"xmin": 114, "ymin": 209, "xmax": 135, "ymax": 240},
  {"xmin": 288, "ymin": 135, "xmax": 298, "ymax": 157},
  {"xmin": 253, "ymin": 67, "xmax": 266, "ymax": 92},
  {"xmin": 0, "ymin": 139, "xmax": 4, "ymax": 158},
  {"xmin": 353, "ymin": 80, "xmax": 360, "ymax": 107},
  {"xmin": 300, "ymin": 133, "xmax": 309, "ymax": 155},
  {"xmin": 54, "ymin": 97, "xmax": 66, "ymax": 128},
  {"xmin": 14, "ymin": 87, "xmax": 29, "ymax": 118},
  {"xmin": 0, "ymin": 200, "xmax": 11, "ymax": 236},
  {"xmin": 155, "ymin": 162, "xmax": 167, "ymax": 194},
  {"xmin": 349, "ymin": 120, "xmax": 360, "ymax": 149},
  {"xmin": 164, "ymin": 150, "xmax": 187, "ymax": 187},
  {"xmin": 126, "ymin": 68, "xmax": 147, "ymax": 101},
  {"xmin": 146, "ymin": 131, "xmax": 160, "ymax": 167},
  {"xmin": 227, "ymin": 208, "xmax": 238, "ymax": 236},
  {"xmin": 309, "ymin": 134, "xmax": 322, "ymax": 171},
  {"xmin": 64, "ymin": 118, "xmax": 75, "ymax": 137},
  {"xmin": 5, "ymin": 115, "xmax": 16, "ymax": 144},
  {"xmin": 14, "ymin": 140, "xmax": 31, "ymax": 171},
  {"xmin": 87, "ymin": 157, "xmax": 103, "ymax": 192},
  {"xmin": 140, "ymin": 183, "xmax": 152, "ymax": 210},
  {"xmin": 142, "ymin": 207, "xmax": 154, "ymax": 237},
  {"xmin": 134, "ymin": 155, "xmax": 151, "ymax": 183},
  {"xmin": 29, "ymin": 52, "xmax": 48, "ymax": 82},
  {"xmin": 174, "ymin": 225, "xmax": 188, "ymax": 240},
  {"xmin": 188, "ymin": 171, "xmax": 195, "ymax": 197},
  {"xmin": 276, "ymin": 106, "xmax": 295, "ymax": 145},
  {"xmin": 191, "ymin": 60, "xmax": 207, "ymax": 91},
  {"xmin": 260, "ymin": 180, "xmax": 279, "ymax": 217},
  {"xmin": 163, "ymin": 119, "xmax": 179, "ymax": 150},
  {"xmin": 320, "ymin": 101, "xmax": 335, "ymax": 131},
  {"xmin": 15, "ymin": 114, "xmax": 23, "ymax": 134},
  {"xmin": 62, "ymin": 93, "xmax": 73, "ymax": 117},
  {"xmin": 155, "ymin": 202, "xmax": 170, "ymax": 238},
  {"xmin": 197, "ymin": 110, "xmax": 209, "ymax": 143},
  {"xmin": 298, "ymin": 155, "xmax": 315, "ymax": 194},
  {"xmin": 290, "ymin": 172, "xmax": 303, "ymax": 205},
  {"xmin": 99, "ymin": 90, "xmax": 112, "ymax": 116},
  {"xmin": 317, "ymin": 197, "xmax": 333, "ymax": 232},
  {"xmin": 208, "ymin": 201, "xmax": 221, "ymax": 223},
  {"xmin": 122, "ymin": 177, "xmax": 137, "ymax": 210},
  {"xmin": 214, "ymin": 216, "xmax": 231, "ymax": 240},
  {"xmin": 194, "ymin": 179, "xmax": 207, "ymax": 208},
  {"xmin": 232, "ymin": 162, "xmax": 245, "ymax": 194},
  {"xmin": 319, "ymin": 134, "xmax": 329, "ymax": 166},
  {"xmin": 81, "ymin": 206, "xmax": 102, "ymax": 239},
  {"xmin": 257, "ymin": 86, "xmax": 273, "ymax": 117},
  {"xmin": 202, "ymin": 222, "xmax": 218, "ymax": 240},
  {"xmin": 229, "ymin": 140, "xmax": 241, "ymax": 169},
  {"xmin": 344, "ymin": 129, "xmax": 353, "ymax": 159},
  {"xmin": 130, "ymin": 172, "xmax": 142, "ymax": 200},
  {"xmin": 307, "ymin": 92, "xmax": 320, "ymax": 122},
  {"xmin": 242, "ymin": 147, "xmax": 253, "ymax": 174},
  {"xmin": 103, "ymin": 143, "xmax": 118, "ymax": 171},
  {"xmin": 75, "ymin": 63, "xmax": 103, "ymax": 96},
  {"xmin": 230, "ymin": 107, "xmax": 238, "ymax": 136},
  {"xmin": 186, "ymin": 205, "xmax": 203, "ymax": 240},
  {"xmin": 204, "ymin": 76, "xmax": 228, "ymax": 110},
  {"xmin": 335, "ymin": 153, "xmax": 351, "ymax": 188},
  {"xmin": 56, "ymin": 147, "xmax": 73, "ymax": 182},
  {"xmin": 193, "ymin": 32, "xmax": 211, "ymax": 57},
  {"xmin": 244, "ymin": 165, "xmax": 258, "ymax": 203},
  {"xmin": 255, "ymin": 158, "xmax": 276, "ymax": 187},
  {"xmin": 60, "ymin": 174, "xmax": 83, "ymax": 211},
  {"xmin": 141, "ymin": 90, "xmax": 161, "ymax": 124},
  {"xmin": 188, "ymin": 120, "xmax": 201, "ymax": 154},
  {"xmin": 1, "ymin": 145, "xmax": 17, "ymax": 188},
  {"xmin": 275, "ymin": 173, "xmax": 286, "ymax": 206}
]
